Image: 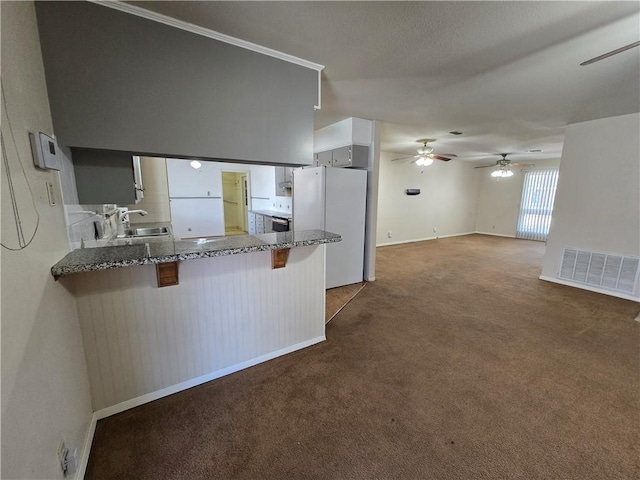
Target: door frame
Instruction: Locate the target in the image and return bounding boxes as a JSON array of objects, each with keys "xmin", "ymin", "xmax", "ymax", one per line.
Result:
[{"xmin": 221, "ymin": 169, "xmax": 251, "ymax": 233}]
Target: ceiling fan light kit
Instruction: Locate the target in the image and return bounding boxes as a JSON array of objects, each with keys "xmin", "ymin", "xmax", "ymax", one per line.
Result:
[
  {"xmin": 491, "ymin": 168, "xmax": 514, "ymax": 178},
  {"xmin": 476, "ymin": 153, "xmax": 533, "ymax": 178},
  {"xmin": 417, "ymin": 145, "xmax": 434, "ymax": 155},
  {"xmin": 391, "ymin": 139, "xmax": 457, "ymax": 170},
  {"xmin": 415, "ymin": 156, "xmax": 433, "ymax": 167}
]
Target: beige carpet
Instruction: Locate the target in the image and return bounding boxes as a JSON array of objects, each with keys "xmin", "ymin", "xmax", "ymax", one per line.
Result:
[{"xmin": 86, "ymin": 234, "xmax": 640, "ymax": 479}]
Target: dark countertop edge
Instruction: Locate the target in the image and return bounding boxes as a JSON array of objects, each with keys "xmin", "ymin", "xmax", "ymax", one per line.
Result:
[{"xmin": 51, "ymin": 233, "xmax": 340, "ymax": 278}]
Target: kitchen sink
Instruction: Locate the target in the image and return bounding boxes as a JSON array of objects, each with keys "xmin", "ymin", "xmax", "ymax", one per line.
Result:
[{"xmin": 127, "ymin": 227, "xmax": 170, "ymax": 237}]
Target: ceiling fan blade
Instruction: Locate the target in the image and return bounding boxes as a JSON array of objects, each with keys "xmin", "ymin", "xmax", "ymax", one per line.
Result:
[
  {"xmin": 511, "ymin": 162, "xmax": 535, "ymax": 167},
  {"xmin": 474, "ymin": 164, "xmax": 496, "ymax": 169},
  {"xmin": 431, "ymin": 155, "xmax": 452, "ymax": 162},
  {"xmin": 391, "ymin": 155, "xmax": 418, "ymax": 162},
  {"xmin": 580, "ymin": 41, "xmax": 640, "ymax": 66},
  {"xmin": 437, "ymin": 153, "xmax": 457, "ymax": 157}
]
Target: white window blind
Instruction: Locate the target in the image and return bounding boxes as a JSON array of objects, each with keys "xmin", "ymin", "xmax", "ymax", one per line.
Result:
[{"xmin": 516, "ymin": 169, "xmax": 559, "ymax": 241}]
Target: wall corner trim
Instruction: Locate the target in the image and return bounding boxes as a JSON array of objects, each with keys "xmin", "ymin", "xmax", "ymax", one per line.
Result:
[
  {"xmin": 89, "ymin": 0, "xmax": 324, "ymax": 108},
  {"xmin": 474, "ymin": 231, "xmax": 517, "ymax": 238},
  {"xmin": 90, "ymin": 1, "xmax": 324, "ymax": 71},
  {"xmin": 376, "ymin": 232, "xmax": 476, "ymax": 247},
  {"xmin": 76, "ymin": 413, "xmax": 98, "ymax": 480}
]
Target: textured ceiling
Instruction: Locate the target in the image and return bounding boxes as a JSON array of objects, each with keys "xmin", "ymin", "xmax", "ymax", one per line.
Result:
[{"xmin": 130, "ymin": 1, "xmax": 640, "ymax": 163}]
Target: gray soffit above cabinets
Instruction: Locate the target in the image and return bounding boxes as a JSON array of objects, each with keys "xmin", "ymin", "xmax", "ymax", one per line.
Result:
[{"xmin": 35, "ymin": 1, "xmax": 321, "ymax": 166}]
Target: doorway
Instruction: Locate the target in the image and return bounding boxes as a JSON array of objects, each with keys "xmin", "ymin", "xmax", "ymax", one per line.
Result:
[{"xmin": 221, "ymin": 171, "xmax": 250, "ymax": 236}]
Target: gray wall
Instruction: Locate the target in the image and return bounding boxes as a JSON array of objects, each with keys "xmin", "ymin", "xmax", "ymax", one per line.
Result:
[{"xmin": 35, "ymin": 2, "xmax": 317, "ymax": 166}]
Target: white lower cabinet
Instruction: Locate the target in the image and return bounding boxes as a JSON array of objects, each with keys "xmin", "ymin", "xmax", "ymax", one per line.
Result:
[
  {"xmin": 248, "ymin": 212, "xmax": 272, "ymax": 234},
  {"xmin": 248, "ymin": 212, "xmax": 257, "ymax": 234},
  {"xmin": 169, "ymin": 198, "xmax": 224, "ymax": 238}
]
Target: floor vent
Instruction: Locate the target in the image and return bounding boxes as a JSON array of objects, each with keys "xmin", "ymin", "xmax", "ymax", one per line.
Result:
[{"xmin": 559, "ymin": 248, "xmax": 639, "ymax": 295}]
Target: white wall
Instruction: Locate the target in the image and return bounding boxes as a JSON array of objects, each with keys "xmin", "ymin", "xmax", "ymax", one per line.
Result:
[
  {"xmin": 70, "ymin": 245, "xmax": 325, "ymax": 413},
  {"xmin": 376, "ymin": 151, "xmax": 479, "ymax": 245},
  {"xmin": 1, "ymin": 2, "xmax": 93, "ymax": 478},
  {"xmin": 167, "ymin": 158, "xmax": 292, "ymax": 213},
  {"xmin": 475, "ymin": 158, "xmax": 561, "ymax": 237},
  {"xmin": 541, "ymin": 113, "xmax": 640, "ymax": 299}
]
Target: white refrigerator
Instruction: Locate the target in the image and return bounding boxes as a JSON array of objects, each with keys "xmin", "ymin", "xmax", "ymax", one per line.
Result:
[
  {"xmin": 166, "ymin": 158, "xmax": 225, "ymax": 239},
  {"xmin": 293, "ymin": 166, "xmax": 367, "ymax": 289}
]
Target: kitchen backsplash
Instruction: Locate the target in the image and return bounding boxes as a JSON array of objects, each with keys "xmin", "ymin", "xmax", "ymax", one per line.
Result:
[
  {"xmin": 251, "ymin": 196, "xmax": 292, "ymax": 213},
  {"xmin": 65, "ymin": 204, "xmax": 117, "ymax": 249}
]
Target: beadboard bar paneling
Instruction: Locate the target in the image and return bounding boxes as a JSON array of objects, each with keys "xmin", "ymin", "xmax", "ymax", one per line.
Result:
[{"xmin": 72, "ymin": 245, "xmax": 325, "ymax": 411}]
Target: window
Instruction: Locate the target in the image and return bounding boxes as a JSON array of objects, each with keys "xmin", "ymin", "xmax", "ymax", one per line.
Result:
[{"xmin": 516, "ymin": 169, "xmax": 559, "ymax": 241}]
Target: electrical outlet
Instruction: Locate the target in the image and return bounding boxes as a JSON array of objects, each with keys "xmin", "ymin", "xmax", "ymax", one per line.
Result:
[
  {"xmin": 387, "ymin": 231, "xmax": 392, "ymax": 238},
  {"xmin": 65, "ymin": 448, "xmax": 78, "ymax": 476},
  {"xmin": 57, "ymin": 441, "xmax": 78, "ymax": 477},
  {"xmin": 433, "ymin": 227, "xmax": 438, "ymax": 233}
]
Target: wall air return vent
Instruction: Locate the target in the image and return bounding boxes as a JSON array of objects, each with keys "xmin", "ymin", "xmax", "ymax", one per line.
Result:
[{"xmin": 559, "ymin": 248, "xmax": 639, "ymax": 295}]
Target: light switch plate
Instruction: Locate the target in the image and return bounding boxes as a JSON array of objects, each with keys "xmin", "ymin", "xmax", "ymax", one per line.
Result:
[{"xmin": 46, "ymin": 181, "xmax": 56, "ymax": 206}]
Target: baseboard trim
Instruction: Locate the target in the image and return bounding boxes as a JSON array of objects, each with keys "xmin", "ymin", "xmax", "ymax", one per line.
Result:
[
  {"xmin": 76, "ymin": 413, "xmax": 97, "ymax": 480},
  {"xmin": 539, "ymin": 275, "xmax": 640, "ymax": 302},
  {"xmin": 474, "ymin": 231, "xmax": 516, "ymax": 238},
  {"xmin": 377, "ymin": 231, "xmax": 475, "ymax": 247},
  {"xmin": 93, "ymin": 336, "xmax": 326, "ymax": 421}
]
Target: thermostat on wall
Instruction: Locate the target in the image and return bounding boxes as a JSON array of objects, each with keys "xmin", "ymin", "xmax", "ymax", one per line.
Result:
[{"xmin": 30, "ymin": 131, "xmax": 60, "ymax": 171}]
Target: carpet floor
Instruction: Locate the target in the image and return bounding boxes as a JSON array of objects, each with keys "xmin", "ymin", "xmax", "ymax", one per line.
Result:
[{"xmin": 86, "ymin": 234, "xmax": 640, "ymax": 480}]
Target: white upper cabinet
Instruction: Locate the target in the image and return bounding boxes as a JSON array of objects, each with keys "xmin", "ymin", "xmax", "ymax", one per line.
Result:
[
  {"xmin": 166, "ymin": 159, "xmax": 222, "ymax": 198},
  {"xmin": 248, "ymin": 165, "xmax": 275, "ymax": 199}
]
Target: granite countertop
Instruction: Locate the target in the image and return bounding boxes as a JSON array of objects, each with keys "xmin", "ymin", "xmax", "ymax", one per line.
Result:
[
  {"xmin": 250, "ymin": 209, "xmax": 293, "ymax": 219},
  {"xmin": 51, "ymin": 229, "xmax": 341, "ymax": 278}
]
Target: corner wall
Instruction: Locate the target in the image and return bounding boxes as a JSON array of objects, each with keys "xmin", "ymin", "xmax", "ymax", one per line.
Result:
[
  {"xmin": 475, "ymin": 158, "xmax": 561, "ymax": 237},
  {"xmin": 541, "ymin": 113, "xmax": 640, "ymax": 299},
  {"xmin": 1, "ymin": 2, "xmax": 93, "ymax": 478}
]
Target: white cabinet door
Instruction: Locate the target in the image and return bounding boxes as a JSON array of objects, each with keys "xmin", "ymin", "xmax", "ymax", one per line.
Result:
[
  {"xmin": 293, "ymin": 167, "xmax": 326, "ymax": 231},
  {"xmin": 170, "ymin": 198, "xmax": 224, "ymax": 238},
  {"xmin": 248, "ymin": 212, "xmax": 257, "ymax": 234},
  {"xmin": 248, "ymin": 164, "xmax": 275, "ymax": 199},
  {"xmin": 166, "ymin": 158, "xmax": 222, "ymax": 198}
]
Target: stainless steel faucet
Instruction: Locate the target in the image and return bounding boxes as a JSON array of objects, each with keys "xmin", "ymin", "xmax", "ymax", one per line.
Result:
[
  {"xmin": 121, "ymin": 209, "xmax": 148, "ymax": 220},
  {"xmin": 117, "ymin": 208, "xmax": 148, "ymax": 235}
]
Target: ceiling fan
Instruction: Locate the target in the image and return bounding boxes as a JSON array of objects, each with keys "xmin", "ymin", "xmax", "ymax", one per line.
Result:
[
  {"xmin": 580, "ymin": 41, "xmax": 640, "ymax": 66},
  {"xmin": 391, "ymin": 139, "xmax": 457, "ymax": 172},
  {"xmin": 474, "ymin": 154, "xmax": 534, "ymax": 178}
]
